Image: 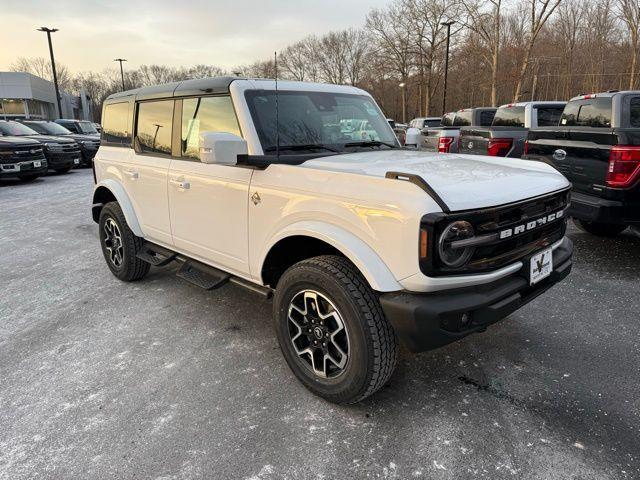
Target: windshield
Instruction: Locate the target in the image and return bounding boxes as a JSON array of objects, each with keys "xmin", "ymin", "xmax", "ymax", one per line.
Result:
[
  {"xmin": 492, "ymin": 106, "xmax": 526, "ymax": 128},
  {"xmin": 77, "ymin": 121, "xmax": 98, "ymax": 134},
  {"xmin": 0, "ymin": 121, "xmax": 39, "ymax": 136},
  {"xmin": 26, "ymin": 122, "xmax": 71, "ymax": 135},
  {"xmin": 245, "ymin": 90, "xmax": 398, "ymax": 153}
]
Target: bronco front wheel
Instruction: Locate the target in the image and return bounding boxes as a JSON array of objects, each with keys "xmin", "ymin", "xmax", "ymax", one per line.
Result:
[{"xmin": 273, "ymin": 255, "xmax": 398, "ymax": 404}]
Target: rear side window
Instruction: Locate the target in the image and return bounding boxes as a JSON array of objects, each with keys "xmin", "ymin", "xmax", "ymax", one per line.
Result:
[
  {"xmin": 452, "ymin": 111, "xmax": 472, "ymax": 127},
  {"xmin": 102, "ymin": 102, "xmax": 131, "ymax": 145},
  {"xmin": 630, "ymin": 97, "xmax": 640, "ymax": 128},
  {"xmin": 181, "ymin": 96, "xmax": 241, "ymax": 159},
  {"xmin": 492, "ymin": 106, "xmax": 525, "ymax": 127},
  {"xmin": 136, "ymin": 100, "xmax": 174, "ymax": 155},
  {"xmin": 480, "ymin": 110, "xmax": 496, "ymax": 126},
  {"xmin": 537, "ymin": 106, "xmax": 564, "ymax": 127},
  {"xmin": 425, "ymin": 119, "xmax": 441, "ymax": 127},
  {"xmin": 560, "ymin": 98, "xmax": 612, "ymax": 127}
]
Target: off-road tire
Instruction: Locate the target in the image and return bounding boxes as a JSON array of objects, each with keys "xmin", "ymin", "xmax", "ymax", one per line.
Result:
[
  {"xmin": 98, "ymin": 201, "xmax": 150, "ymax": 281},
  {"xmin": 574, "ymin": 218, "xmax": 628, "ymax": 237},
  {"xmin": 273, "ymin": 255, "xmax": 398, "ymax": 404}
]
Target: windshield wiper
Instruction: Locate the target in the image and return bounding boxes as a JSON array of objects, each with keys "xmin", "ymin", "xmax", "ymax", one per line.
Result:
[
  {"xmin": 264, "ymin": 144, "xmax": 339, "ymax": 153},
  {"xmin": 344, "ymin": 140, "xmax": 398, "ymax": 149}
]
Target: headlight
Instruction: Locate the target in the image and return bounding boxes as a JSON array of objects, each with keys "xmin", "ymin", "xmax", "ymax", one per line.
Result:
[{"xmin": 438, "ymin": 221, "xmax": 475, "ymax": 268}]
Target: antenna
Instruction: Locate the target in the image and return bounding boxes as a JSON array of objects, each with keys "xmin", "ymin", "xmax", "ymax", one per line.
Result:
[{"xmin": 274, "ymin": 51, "xmax": 280, "ymax": 160}]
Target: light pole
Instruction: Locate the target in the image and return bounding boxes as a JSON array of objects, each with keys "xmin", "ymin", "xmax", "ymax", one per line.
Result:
[
  {"xmin": 399, "ymin": 82, "xmax": 406, "ymax": 124},
  {"xmin": 441, "ymin": 21, "xmax": 455, "ymax": 116},
  {"xmin": 114, "ymin": 58, "xmax": 127, "ymax": 91},
  {"xmin": 37, "ymin": 27, "xmax": 62, "ymax": 119}
]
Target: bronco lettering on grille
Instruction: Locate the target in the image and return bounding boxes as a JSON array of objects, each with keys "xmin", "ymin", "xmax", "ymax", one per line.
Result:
[{"xmin": 499, "ymin": 210, "xmax": 564, "ymax": 240}]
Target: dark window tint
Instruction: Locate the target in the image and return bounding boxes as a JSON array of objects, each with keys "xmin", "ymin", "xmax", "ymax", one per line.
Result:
[
  {"xmin": 630, "ymin": 97, "xmax": 640, "ymax": 128},
  {"xmin": 492, "ymin": 106, "xmax": 525, "ymax": 127},
  {"xmin": 480, "ymin": 110, "xmax": 496, "ymax": 126},
  {"xmin": 102, "ymin": 102, "xmax": 131, "ymax": 145},
  {"xmin": 560, "ymin": 98, "xmax": 612, "ymax": 127},
  {"xmin": 136, "ymin": 100, "xmax": 173, "ymax": 154},
  {"xmin": 441, "ymin": 113, "xmax": 455, "ymax": 126},
  {"xmin": 537, "ymin": 106, "xmax": 564, "ymax": 127},
  {"xmin": 181, "ymin": 96, "xmax": 241, "ymax": 159},
  {"xmin": 425, "ymin": 119, "xmax": 441, "ymax": 127},
  {"xmin": 452, "ymin": 111, "xmax": 472, "ymax": 127}
]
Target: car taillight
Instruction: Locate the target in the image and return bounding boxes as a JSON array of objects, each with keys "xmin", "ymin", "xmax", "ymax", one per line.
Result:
[
  {"xmin": 487, "ymin": 138, "xmax": 513, "ymax": 157},
  {"xmin": 524, "ymin": 140, "xmax": 530, "ymax": 156},
  {"xmin": 438, "ymin": 137, "xmax": 454, "ymax": 153},
  {"xmin": 607, "ymin": 146, "xmax": 640, "ymax": 188}
]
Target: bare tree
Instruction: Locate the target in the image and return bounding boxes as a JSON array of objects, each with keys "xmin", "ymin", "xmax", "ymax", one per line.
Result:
[
  {"xmin": 618, "ymin": 0, "xmax": 640, "ymax": 89},
  {"xmin": 513, "ymin": 0, "xmax": 561, "ymax": 101},
  {"xmin": 554, "ymin": 0, "xmax": 586, "ymax": 98},
  {"xmin": 462, "ymin": 0, "xmax": 503, "ymax": 106},
  {"xmin": 10, "ymin": 57, "xmax": 73, "ymax": 91}
]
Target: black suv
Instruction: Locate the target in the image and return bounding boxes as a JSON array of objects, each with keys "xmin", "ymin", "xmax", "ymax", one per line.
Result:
[
  {"xmin": 0, "ymin": 121, "xmax": 81, "ymax": 174},
  {"xmin": 23, "ymin": 120, "xmax": 100, "ymax": 167},
  {"xmin": 54, "ymin": 119, "xmax": 100, "ymax": 138},
  {"xmin": 0, "ymin": 136, "xmax": 47, "ymax": 181},
  {"xmin": 524, "ymin": 91, "xmax": 640, "ymax": 236}
]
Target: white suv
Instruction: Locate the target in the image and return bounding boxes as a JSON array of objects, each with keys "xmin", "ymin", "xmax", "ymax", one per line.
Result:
[{"xmin": 92, "ymin": 77, "xmax": 573, "ymax": 403}]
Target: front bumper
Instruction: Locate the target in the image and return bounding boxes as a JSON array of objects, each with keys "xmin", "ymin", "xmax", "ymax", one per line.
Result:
[
  {"xmin": 568, "ymin": 191, "xmax": 639, "ymax": 226},
  {"xmin": 45, "ymin": 152, "xmax": 80, "ymax": 169},
  {"xmin": 379, "ymin": 237, "xmax": 573, "ymax": 352},
  {"xmin": 0, "ymin": 160, "xmax": 48, "ymax": 178}
]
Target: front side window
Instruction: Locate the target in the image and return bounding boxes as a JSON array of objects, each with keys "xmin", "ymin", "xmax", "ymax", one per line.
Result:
[
  {"xmin": 536, "ymin": 106, "xmax": 564, "ymax": 127},
  {"xmin": 245, "ymin": 90, "xmax": 398, "ymax": 153},
  {"xmin": 492, "ymin": 106, "xmax": 526, "ymax": 128},
  {"xmin": 181, "ymin": 96, "xmax": 241, "ymax": 159},
  {"xmin": 560, "ymin": 98, "xmax": 612, "ymax": 127},
  {"xmin": 630, "ymin": 97, "xmax": 640, "ymax": 128},
  {"xmin": 103, "ymin": 103, "xmax": 131, "ymax": 145},
  {"xmin": 77, "ymin": 121, "xmax": 98, "ymax": 134},
  {"xmin": 136, "ymin": 100, "xmax": 174, "ymax": 155}
]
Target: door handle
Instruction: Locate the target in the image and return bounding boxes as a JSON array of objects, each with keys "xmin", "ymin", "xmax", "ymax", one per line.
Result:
[
  {"xmin": 170, "ymin": 178, "xmax": 190, "ymax": 190},
  {"xmin": 124, "ymin": 170, "xmax": 139, "ymax": 179}
]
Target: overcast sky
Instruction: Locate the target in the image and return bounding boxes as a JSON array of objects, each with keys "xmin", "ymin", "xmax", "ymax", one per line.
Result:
[{"xmin": 0, "ymin": 0, "xmax": 389, "ymax": 73}]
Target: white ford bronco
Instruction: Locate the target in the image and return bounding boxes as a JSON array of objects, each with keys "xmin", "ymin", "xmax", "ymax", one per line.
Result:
[{"xmin": 92, "ymin": 77, "xmax": 573, "ymax": 403}]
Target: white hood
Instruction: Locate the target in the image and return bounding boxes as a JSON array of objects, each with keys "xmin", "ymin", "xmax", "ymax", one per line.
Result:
[{"xmin": 301, "ymin": 150, "xmax": 570, "ymax": 211}]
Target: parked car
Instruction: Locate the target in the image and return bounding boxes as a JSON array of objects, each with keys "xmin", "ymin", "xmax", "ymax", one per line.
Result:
[
  {"xmin": 92, "ymin": 77, "xmax": 573, "ymax": 404},
  {"xmin": 54, "ymin": 119, "xmax": 100, "ymax": 138},
  {"xmin": 524, "ymin": 90, "xmax": 640, "ymax": 236},
  {"xmin": 459, "ymin": 101, "xmax": 566, "ymax": 158},
  {"xmin": 405, "ymin": 117, "xmax": 442, "ymax": 148},
  {"xmin": 22, "ymin": 120, "xmax": 100, "ymax": 167},
  {"xmin": 421, "ymin": 108, "xmax": 497, "ymax": 153},
  {"xmin": 387, "ymin": 118, "xmax": 407, "ymax": 145},
  {"xmin": 0, "ymin": 121, "xmax": 81, "ymax": 173},
  {"xmin": 0, "ymin": 135, "xmax": 47, "ymax": 182}
]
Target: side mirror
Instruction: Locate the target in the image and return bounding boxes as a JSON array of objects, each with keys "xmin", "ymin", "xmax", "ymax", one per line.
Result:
[{"xmin": 199, "ymin": 132, "xmax": 247, "ymax": 165}]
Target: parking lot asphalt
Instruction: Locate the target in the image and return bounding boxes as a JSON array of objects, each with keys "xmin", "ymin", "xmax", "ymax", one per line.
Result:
[{"xmin": 1, "ymin": 169, "xmax": 639, "ymax": 480}]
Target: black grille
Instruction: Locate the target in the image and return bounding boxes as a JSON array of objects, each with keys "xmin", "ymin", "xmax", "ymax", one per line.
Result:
[
  {"xmin": 421, "ymin": 188, "xmax": 571, "ymax": 275},
  {"xmin": 0, "ymin": 146, "xmax": 46, "ymax": 164}
]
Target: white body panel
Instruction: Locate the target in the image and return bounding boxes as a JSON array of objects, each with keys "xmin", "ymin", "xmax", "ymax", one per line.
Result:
[{"xmin": 94, "ymin": 79, "xmax": 571, "ymax": 294}]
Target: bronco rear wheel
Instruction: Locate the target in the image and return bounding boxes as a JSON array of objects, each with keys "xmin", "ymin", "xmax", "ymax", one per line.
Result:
[
  {"xmin": 273, "ymin": 255, "xmax": 398, "ymax": 404},
  {"xmin": 98, "ymin": 201, "xmax": 149, "ymax": 281}
]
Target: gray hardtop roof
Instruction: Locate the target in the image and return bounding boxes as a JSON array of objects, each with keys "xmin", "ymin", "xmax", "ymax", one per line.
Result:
[
  {"xmin": 569, "ymin": 90, "xmax": 640, "ymax": 101},
  {"xmin": 105, "ymin": 76, "xmax": 245, "ymax": 103}
]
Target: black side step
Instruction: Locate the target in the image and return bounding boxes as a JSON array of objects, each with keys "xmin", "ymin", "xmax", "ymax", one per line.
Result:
[
  {"xmin": 176, "ymin": 260, "xmax": 230, "ymax": 290},
  {"xmin": 137, "ymin": 242, "xmax": 177, "ymax": 266}
]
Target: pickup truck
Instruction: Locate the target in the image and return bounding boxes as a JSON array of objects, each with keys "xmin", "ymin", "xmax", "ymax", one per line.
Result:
[
  {"xmin": 420, "ymin": 108, "xmax": 497, "ymax": 153},
  {"xmin": 405, "ymin": 117, "xmax": 442, "ymax": 148},
  {"xmin": 92, "ymin": 77, "xmax": 573, "ymax": 403},
  {"xmin": 459, "ymin": 101, "xmax": 566, "ymax": 158},
  {"xmin": 524, "ymin": 91, "xmax": 640, "ymax": 236}
]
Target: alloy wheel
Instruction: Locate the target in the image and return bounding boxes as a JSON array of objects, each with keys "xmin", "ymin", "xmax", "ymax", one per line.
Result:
[{"xmin": 103, "ymin": 218, "xmax": 124, "ymax": 268}]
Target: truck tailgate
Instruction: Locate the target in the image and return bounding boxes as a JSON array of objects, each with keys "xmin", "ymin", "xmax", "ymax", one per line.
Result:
[
  {"xmin": 526, "ymin": 127, "xmax": 615, "ymax": 195},
  {"xmin": 459, "ymin": 128, "xmax": 490, "ymax": 155}
]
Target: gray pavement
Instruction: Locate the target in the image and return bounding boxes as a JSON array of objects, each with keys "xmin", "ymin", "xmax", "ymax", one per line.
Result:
[{"xmin": 0, "ymin": 169, "xmax": 639, "ymax": 479}]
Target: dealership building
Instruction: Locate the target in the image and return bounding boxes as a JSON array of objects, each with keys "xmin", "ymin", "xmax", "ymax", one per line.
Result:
[{"xmin": 0, "ymin": 71, "xmax": 93, "ymax": 121}]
